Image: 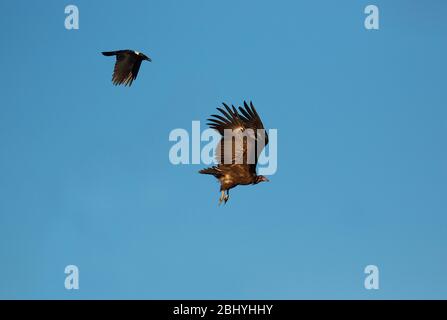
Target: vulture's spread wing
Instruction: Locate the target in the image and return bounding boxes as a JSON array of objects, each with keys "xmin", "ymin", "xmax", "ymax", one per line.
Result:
[{"xmin": 207, "ymin": 101, "xmax": 268, "ymax": 172}]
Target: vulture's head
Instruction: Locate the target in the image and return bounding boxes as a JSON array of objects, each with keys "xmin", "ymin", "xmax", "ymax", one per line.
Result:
[{"xmin": 254, "ymin": 175, "xmax": 269, "ymax": 184}]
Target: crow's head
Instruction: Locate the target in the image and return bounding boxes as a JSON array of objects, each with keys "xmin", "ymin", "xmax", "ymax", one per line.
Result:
[
  {"xmin": 140, "ymin": 53, "xmax": 152, "ymax": 62},
  {"xmin": 134, "ymin": 51, "xmax": 151, "ymax": 62}
]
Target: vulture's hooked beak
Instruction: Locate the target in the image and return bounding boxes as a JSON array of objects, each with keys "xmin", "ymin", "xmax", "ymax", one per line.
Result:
[{"xmin": 262, "ymin": 176, "xmax": 270, "ymax": 182}]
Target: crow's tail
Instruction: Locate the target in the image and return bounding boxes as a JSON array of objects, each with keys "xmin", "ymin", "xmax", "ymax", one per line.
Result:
[{"xmin": 102, "ymin": 51, "xmax": 117, "ymax": 56}]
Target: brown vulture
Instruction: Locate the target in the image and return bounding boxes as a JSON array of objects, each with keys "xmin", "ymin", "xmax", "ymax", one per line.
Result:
[
  {"xmin": 102, "ymin": 50, "xmax": 151, "ymax": 86},
  {"xmin": 200, "ymin": 101, "xmax": 270, "ymax": 205}
]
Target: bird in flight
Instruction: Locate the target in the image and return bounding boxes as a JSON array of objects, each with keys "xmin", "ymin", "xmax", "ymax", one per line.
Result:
[
  {"xmin": 102, "ymin": 50, "xmax": 151, "ymax": 86},
  {"xmin": 200, "ymin": 101, "xmax": 270, "ymax": 205}
]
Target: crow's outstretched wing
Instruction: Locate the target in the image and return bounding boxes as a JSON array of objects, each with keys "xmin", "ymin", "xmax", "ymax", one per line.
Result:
[{"xmin": 102, "ymin": 50, "xmax": 139, "ymax": 86}]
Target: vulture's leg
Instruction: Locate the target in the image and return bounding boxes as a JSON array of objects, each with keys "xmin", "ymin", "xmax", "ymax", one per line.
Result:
[
  {"xmin": 224, "ymin": 190, "xmax": 230, "ymax": 204},
  {"xmin": 218, "ymin": 191, "xmax": 225, "ymax": 206}
]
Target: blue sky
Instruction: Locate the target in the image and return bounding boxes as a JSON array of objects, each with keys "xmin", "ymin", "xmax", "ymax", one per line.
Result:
[{"xmin": 0, "ymin": 0, "xmax": 446, "ymax": 299}]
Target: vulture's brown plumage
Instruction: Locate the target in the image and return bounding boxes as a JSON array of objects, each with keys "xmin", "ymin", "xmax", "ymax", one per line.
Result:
[
  {"xmin": 199, "ymin": 101, "xmax": 270, "ymax": 205},
  {"xmin": 102, "ymin": 50, "xmax": 151, "ymax": 86}
]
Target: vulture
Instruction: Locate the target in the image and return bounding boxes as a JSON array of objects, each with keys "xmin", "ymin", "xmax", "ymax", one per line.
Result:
[
  {"xmin": 102, "ymin": 50, "xmax": 151, "ymax": 86},
  {"xmin": 199, "ymin": 101, "xmax": 270, "ymax": 205}
]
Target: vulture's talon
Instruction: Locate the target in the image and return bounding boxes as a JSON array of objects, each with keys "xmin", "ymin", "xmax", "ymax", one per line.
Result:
[{"xmin": 218, "ymin": 191, "xmax": 225, "ymax": 206}]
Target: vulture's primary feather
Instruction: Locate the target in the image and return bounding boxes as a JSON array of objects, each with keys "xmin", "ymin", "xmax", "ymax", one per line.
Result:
[
  {"xmin": 102, "ymin": 50, "xmax": 151, "ymax": 86},
  {"xmin": 199, "ymin": 101, "xmax": 270, "ymax": 205}
]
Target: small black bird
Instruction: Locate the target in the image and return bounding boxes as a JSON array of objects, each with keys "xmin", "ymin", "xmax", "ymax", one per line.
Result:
[
  {"xmin": 102, "ymin": 50, "xmax": 151, "ymax": 86},
  {"xmin": 200, "ymin": 101, "xmax": 270, "ymax": 205}
]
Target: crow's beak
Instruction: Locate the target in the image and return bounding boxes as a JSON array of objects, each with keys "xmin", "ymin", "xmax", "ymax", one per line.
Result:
[{"xmin": 146, "ymin": 57, "xmax": 152, "ymax": 62}]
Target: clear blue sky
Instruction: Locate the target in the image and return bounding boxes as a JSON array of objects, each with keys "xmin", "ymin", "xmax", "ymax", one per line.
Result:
[{"xmin": 0, "ymin": 0, "xmax": 446, "ymax": 299}]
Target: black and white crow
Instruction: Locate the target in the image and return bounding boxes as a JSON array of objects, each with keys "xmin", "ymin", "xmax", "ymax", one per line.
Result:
[{"xmin": 102, "ymin": 50, "xmax": 151, "ymax": 86}]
